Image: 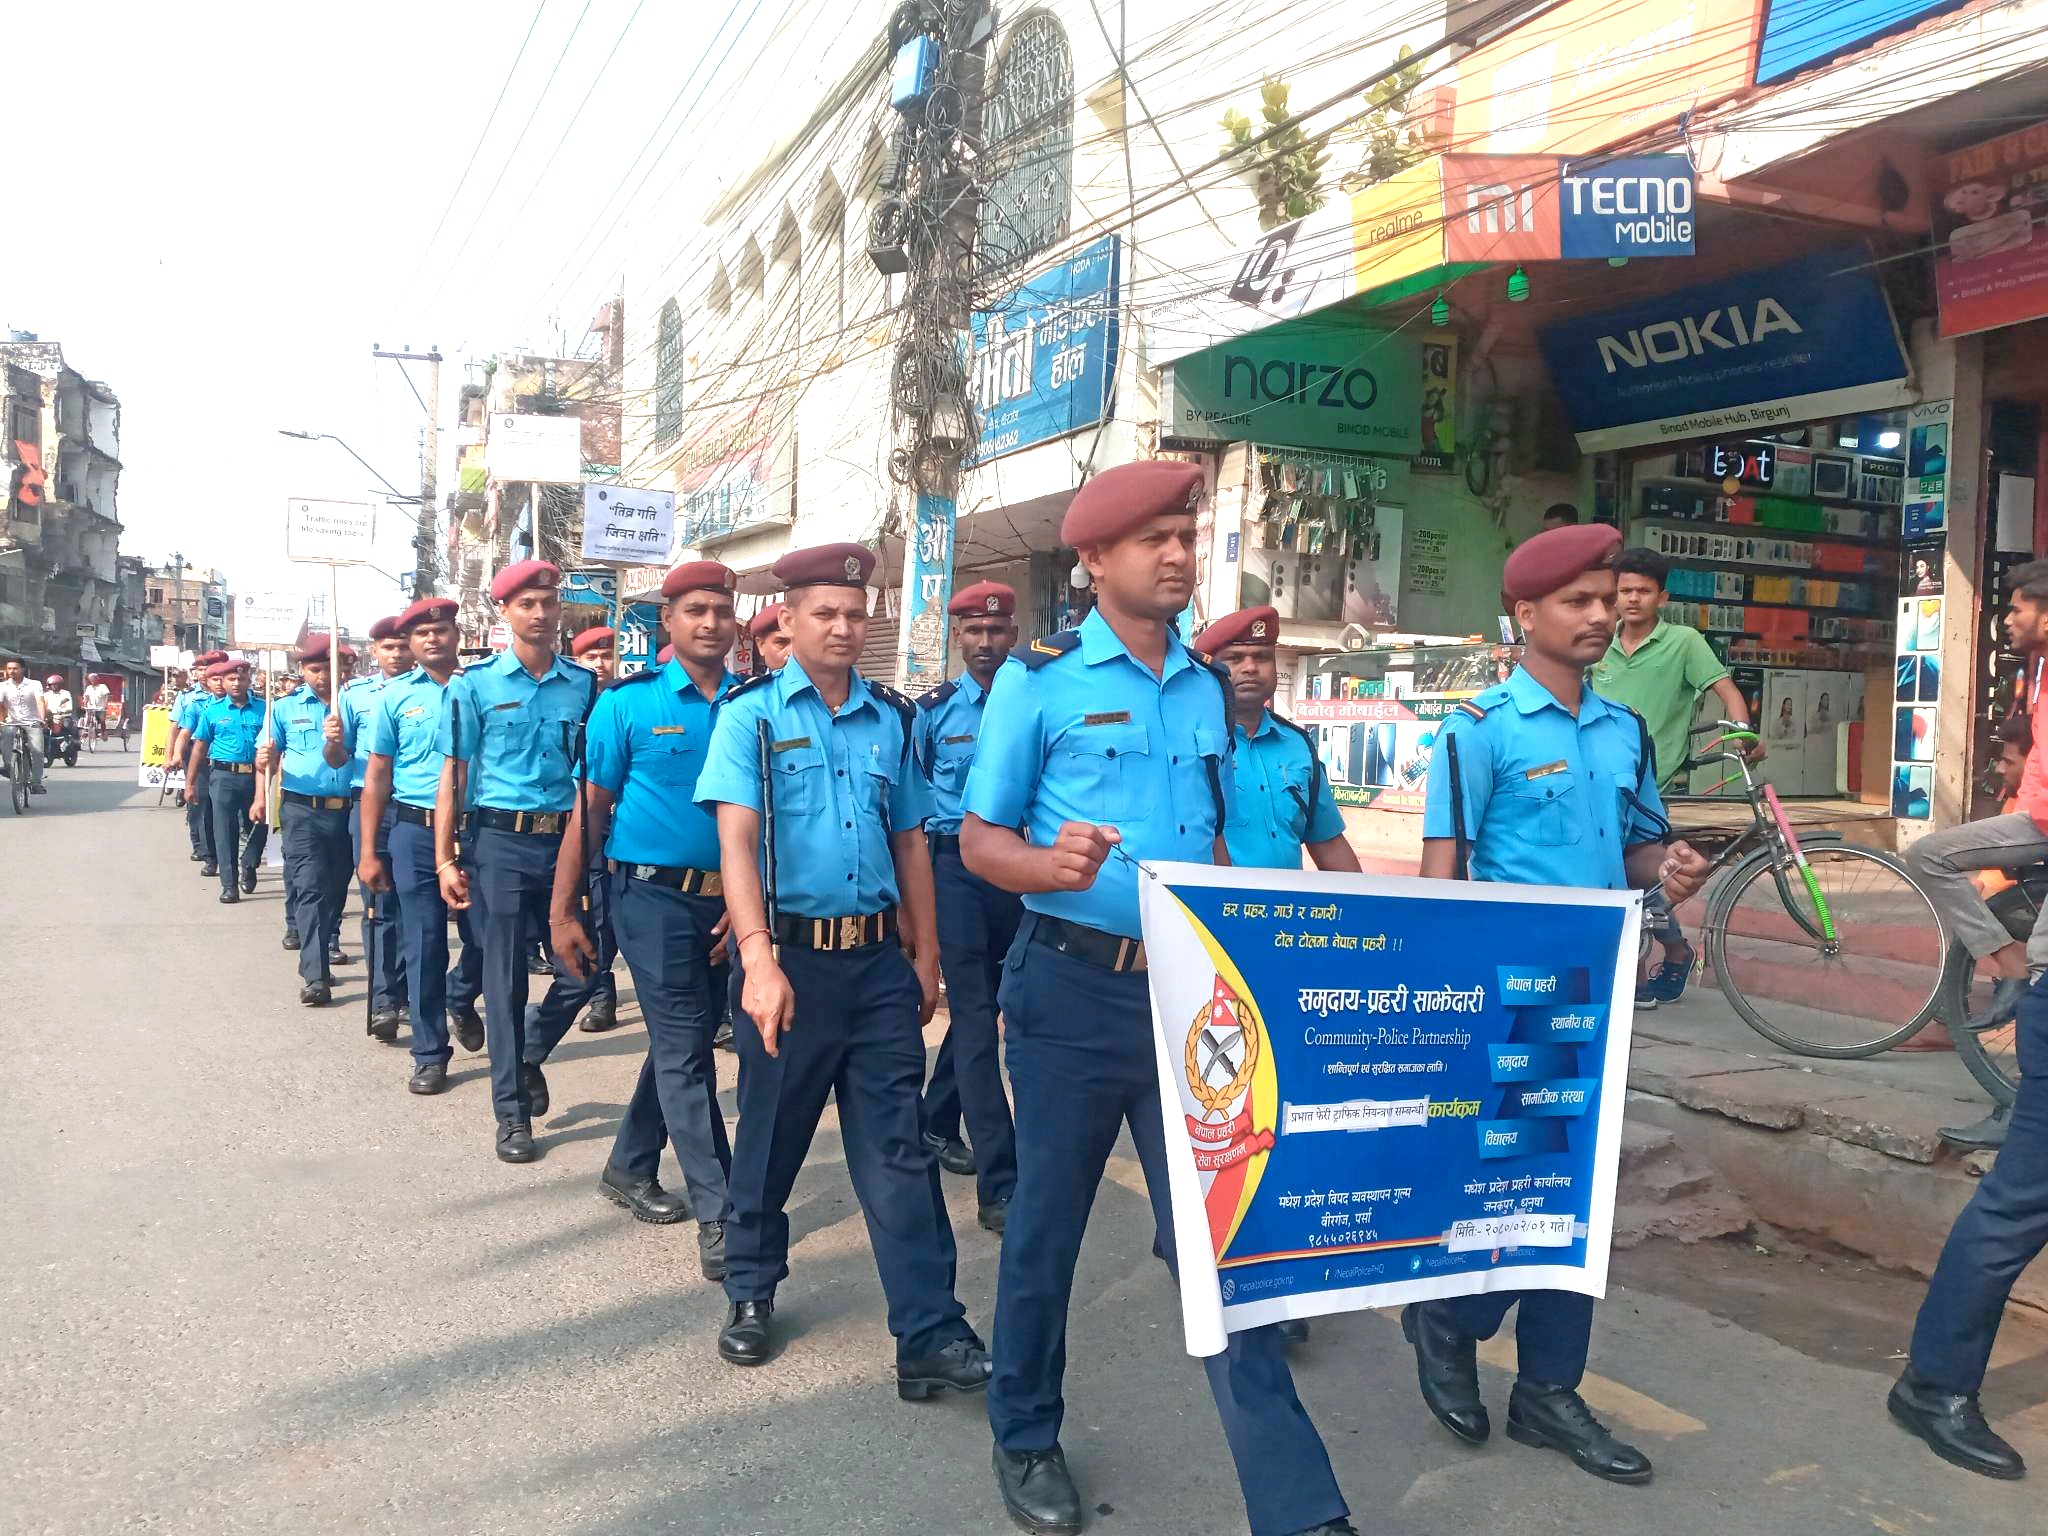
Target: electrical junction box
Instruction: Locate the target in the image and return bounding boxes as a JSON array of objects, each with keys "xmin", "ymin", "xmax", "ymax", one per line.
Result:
[{"xmin": 891, "ymin": 35, "xmax": 939, "ymax": 111}]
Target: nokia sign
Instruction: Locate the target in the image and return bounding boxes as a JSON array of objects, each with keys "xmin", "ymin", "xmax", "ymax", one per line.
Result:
[{"xmin": 1540, "ymin": 245, "xmax": 1913, "ymax": 451}]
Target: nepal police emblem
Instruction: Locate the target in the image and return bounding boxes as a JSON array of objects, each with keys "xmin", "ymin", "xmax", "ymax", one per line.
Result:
[{"xmin": 1184, "ymin": 973, "xmax": 1276, "ymax": 1256}]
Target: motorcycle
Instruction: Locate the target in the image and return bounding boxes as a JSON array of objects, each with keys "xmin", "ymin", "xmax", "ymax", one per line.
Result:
[{"xmin": 45, "ymin": 718, "xmax": 79, "ymax": 768}]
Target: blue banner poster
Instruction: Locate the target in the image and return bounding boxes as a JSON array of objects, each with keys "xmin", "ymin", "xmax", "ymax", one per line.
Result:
[{"xmin": 1138, "ymin": 865, "xmax": 1640, "ymax": 1356}]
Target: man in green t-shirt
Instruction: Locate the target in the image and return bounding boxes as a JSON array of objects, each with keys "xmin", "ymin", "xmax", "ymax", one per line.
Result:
[{"xmin": 1592, "ymin": 546, "xmax": 1759, "ymax": 1006}]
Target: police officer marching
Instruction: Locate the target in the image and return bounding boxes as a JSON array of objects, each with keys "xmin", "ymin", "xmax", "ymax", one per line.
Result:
[
  {"xmin": 261, "ymin": 637, "xmax": 358, "ymax": 1007},
  {"xmin": 339, "ymin": 616, "xmax": 415, "ymax": 1043},
  {"xmin": 435, "ymin": 561, "xmax": 598, "ymax": 1164},
  {"xmin": 534, "ymin": 623, "xmax": 624, "ymax": 1038},
  {"xmin": 694, "ymin": 541, "xmax": 991, "ymax": 1398},
  {"xmin": 186, "ymin": 660, "xmax": 266, "ymax": 903},
  {"xmin": 1408, "ymin": 522, "xmax": 1709, "ymax": 1486},
  {"xmin": 356, "ymin": 597, "xmax": 486, "ymax": 1096},
  {"xmin": 549, "ymin": 564, "xmax": 740, "ymax": 1281},
  {"xmin": 746, "ymin": 602, "xmax": 789, "ymax": 674},
  {"xmin": 913, "ymin": 579, "xmax": 1025, "ymax": 1231},
  {"xmin": 168, "ymin": 652, "xmax": 227, "ymax": 870},
  {"xmin": 962, "ymin": 461, "xmax": 1357, "ymax": 1536}
]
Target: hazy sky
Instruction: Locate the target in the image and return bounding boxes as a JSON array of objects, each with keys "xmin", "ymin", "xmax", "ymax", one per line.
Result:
[{"xmin": 3, "ymin": 0, "xmax": 761, "ymax": 627}]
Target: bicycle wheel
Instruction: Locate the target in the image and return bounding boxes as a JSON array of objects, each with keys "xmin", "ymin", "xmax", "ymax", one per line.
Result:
[
  {"xmin": 1705, "ymin": 844, "xmax": 1945, "ymax": 1056},
  {"xmin": 1938, "ymin": 885, "xmax": 2030, "ymax": 1107},
  {"xmin": 8, "ymin": 750, "xmax": 26, "ymax": 815}
]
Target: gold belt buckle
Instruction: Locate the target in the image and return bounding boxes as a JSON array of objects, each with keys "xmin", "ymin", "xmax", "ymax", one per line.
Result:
[
  {"xmin": 701, "ymin": 870, "xmax": 723, "ymax": 897},
  {"xmin": 839, "ymin": 915, "xmax": 863, "ymax": 950}
]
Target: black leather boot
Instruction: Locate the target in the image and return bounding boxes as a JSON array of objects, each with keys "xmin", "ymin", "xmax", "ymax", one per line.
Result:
[{"xmin": 1402, "ymin": 1302, "xmax": 1488, "ymax": 1444}]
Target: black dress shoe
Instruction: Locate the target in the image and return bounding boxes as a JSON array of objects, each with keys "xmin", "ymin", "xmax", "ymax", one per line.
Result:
[
  {"xmin": 599, "ymin": 1165, "xmax": 690, "ymax": 1224},
  {"xmin": 1402, "ymin": 1302, "xmax": 1489, "ymax": 1444},
  {"xmin": 718, "ymin": 1300, "xmax": 775, "ymax": 1365},
  {"xmin": 496, "ymin": 1121, "xmax": 538, "ymax": 1164},
  {"xmin": 218, "ymin": 890, "xmax": 240, "ymax": 905},
  {"xmin": 1939, "ymin": 1106, "xmax": 2009, "ymax": 1151},
  {"xmin": 329, "ymin": 945, "xmax": 353, "ymax": 966},
  {"xmin": 1969, "ymin": 975, "xmax": 2029, "ymax": 1031},
  {"xmin": 368, "ymin": 1009, "xmax": 402, "ymax": 1044},
  {"xmin": 898, "ymin": 1337, "xmax": 993, "ymax": 1401},
  {"xmin": 714, "ymin": 1016, "xmax": 735, "ymax": 1050},
  {"xmin": 578, "ymin": 999, "xmax": 619, "ymax": 1033},
  {"xmin": 979, "ymin": 1196, "xmax": 1010, "ymax": 1233},
  {"xmin": 992, "ymin": 1442, "xmax": 1082, "ymax": 1535},
  {"xmin": 923, "ymin": 1130, "xmax": 976, "ymax": 1176},
  {"xmin": 1506, "ymin": 1379, "xmax": 1653, "ymax": 1484},
  {"xmin": 200, "ymin": 863, "xmax": 218, "ymax": 878},
  {"xmin": 450, "ymin": 1004, "xmax": 485, "ymax": 1053},
  {"xmin": 408, "ymin": 1063, "xmax": 449, "ymax": 1095},
  {"xmin": 520, "ymin": 1061, "xmax": 550, "ymax": 1119},
  {"xmin": 527, "ymin": 945, "xmax": 553, "ymax": 976},
  {"xmin": 1278, "ymin": 1317, "xmax": 1311, "ymax": 1345},
  {"xmin": 242, "ymin": 870, "xmax": 258, "ymax": 894},
  {"xmin": 282, "ymin": 930, "xmax": 301, "ymax": 951},
  {"xmin": 1289, "ymin": 1525, "xmax": 1359, "ymax": 1535},
  {"xmin": 299, "ymin": 980, "xmax": 332, "ymax": 1007},
  {"xmin": 698, "ymin": 1221, "xmax": 727, "ymax": 1282},
  {"xmin": 1888, "ymin": 1365, "xmax": 2025, "ymax": 1479},
  {"xmin": 189, "ymin": 850, "xmax": 206, "ymax": 862}
]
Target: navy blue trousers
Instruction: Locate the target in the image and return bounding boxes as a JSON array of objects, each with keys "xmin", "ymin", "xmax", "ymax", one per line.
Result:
[
  {"xmin": 1911, "ymin": 975, "xmax": 2048, "ymax": 1392},
  {"xmin": 725, "ymin": 939, "xmax": 970, "ymax": 1361},
  {"xmin": 389, "ymin": 818, "xmax": 453, "ymax": 1068},
  {"xmin": 449, "ymin": 901, "xmax": 482, "ymax": 1013},
  {"xmin": 524, "ymin": 846, "xmax": 617, "ymax": 1065},
  {"xmin": 609, "ymin": 874, "xmax": 731, "ymax": 1212},
  {"xmin": 281, "ymin": 800, "xmax": 351, "ymax": 986},
  {"xmin": 352, "ymin": 803, "xmax": 407, "ymax": 1013},
  {"xmin": 206, "ymin": 771, "xmax": 258, "ymax": 898},
  {"xmin": 989, "ymin": 917, "xmax": 1346, "ymax": 1536},
  {"xmin": 468, "ymin": 825, "xmax": 556, "ymax": 1125},
  {"xmin": 187, "ymin": 762, "xmax": 214, "ymax": 861},
  {"xmin": 919, "ymin": 845, "xmax": 1020, "ymax": 1205},
  {"xmin": 1434, "ymin": 1289, "xmax": 1595, "ymax": 1390}
]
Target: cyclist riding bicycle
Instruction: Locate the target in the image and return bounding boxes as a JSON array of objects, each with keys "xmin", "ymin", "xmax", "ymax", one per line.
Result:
[
  {"xmin": 0, "ymin": 658, "xmax": 50, "ymax": 795},
  {"xmin": 82, "ymin": 677, "xmax": 110, "ymax": 735}
]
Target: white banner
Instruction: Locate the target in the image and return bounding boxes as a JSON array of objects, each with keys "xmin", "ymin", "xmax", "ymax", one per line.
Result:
[
  {"xmin": 234, "ymin": 590, "xmax": 307, "ymax": 647},
  {"xmin": 487, "ymin": 413, "xmax": 582, "ymax": 483},
  {"xmin": 285, "ymin": 497, "xmax": 376, "ymax": 564},
  {"xmin": 581, "ymin": 483, "xmax": 676, "ymax": 565},
  {"xmin": 148, "ymin": 645, "xmax": 181, "ymax": 668}
]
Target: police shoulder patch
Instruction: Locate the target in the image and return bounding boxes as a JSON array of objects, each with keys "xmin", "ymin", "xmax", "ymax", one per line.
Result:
[
  {"xmin": 1020, "ymin": 629, "xmax": 1081, "ymax": 669},
  {"xmin": 1454, "ymin": 701, "xmax": 1488, "ymax": 722},
  {"xmin": 716, "ymin": 671, "xmax": 777, "ymax": 709},
  {"xmin": 917, "ymin": 679, "xmax": 958, "ymax": 711}
]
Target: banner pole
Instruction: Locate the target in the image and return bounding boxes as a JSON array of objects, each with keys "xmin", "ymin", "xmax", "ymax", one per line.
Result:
[{"xmin": 328, "ymin": 563, "xmax": 342, "ymax": 718}]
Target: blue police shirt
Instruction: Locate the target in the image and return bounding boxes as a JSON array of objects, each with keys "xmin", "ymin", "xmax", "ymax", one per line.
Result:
[
  {"xmin": 266, "ymin": 686, "xmax": 353, "ymax": 799},
  {"xmin": 438, "ymin": 650, "xmax": 598, "ymax": 813},
  {"xmin": 585, "ymin": 657, "xmax": 739, "ymax": 871},
  {"xmin": 1224, "ymin": 709, "xmax": 1346, "ymax": 869},
  {"xmin": 192, "ymin": 695, "xmax": 267, "ymax": 766},
  {"xmin": 913, "ymin": 668, "xmax": 993, "ymax": 836},
  {"xmin": 368, "ymin": 668, "xmax": 456, "ymax": 809},
  {"xmin": 1421, "ymin": 666, "xmax": 1664, "ymax": 890},
  {"xmin": 174, "ymin": 686, "xmax": 209, "ymax": 733},
  {"xmin": 695, "ymin": 656, "xmax": 930, "ymax": 918},
  {"xmin": 964, "ymin": 608, "xmax": 1234, "ymax": 940},
  {"xmin": 337, "ymin": 671, "xmax": 408, "ymax": 790}
]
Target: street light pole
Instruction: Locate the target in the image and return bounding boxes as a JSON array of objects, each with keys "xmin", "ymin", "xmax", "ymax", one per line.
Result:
[{"xmin": 371, "ymin": 345, "xmax": 443, "ymax": 601}]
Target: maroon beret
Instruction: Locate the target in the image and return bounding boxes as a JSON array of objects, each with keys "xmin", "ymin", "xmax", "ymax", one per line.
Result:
[
  {"xmin": 339, "ymin": 644, "xmax": 358, "ymax": 660},
  {"xmin": 949, "ymin": 580, "xmax": 1016, "ymax": 618},
  {"xmin": 570, "ymin": 626, "xmax": 615, "ymax": 657},
  {"xmin": 1060, "ymin": 460, "xmax": 1204, "ymax": 547},
  {"xmin": 662, "ymin": 560, "xmax": 736, "ymax": 599},
  {"xmin": 367, "ymin": 614, "xmax": 404, "ymax": 642},
  {"xmin": 194, "ymin": 650, "xmax": 228, "ymax": 667},
  {"xmin": 656, "ymin": 643, "xmax": 675, "ymax": 667},
  {"xmin": 205, "ymin": 659, "xmax": 249, "ymax": 680},
  {"xmin": 490, "ymin": 559, "xmax": 560, "ymax": 603},
  {"xmin": 771, "ymin": 542, "xmax": 874, "ymax": 589},
  {"xmin": 396, "ymin": 597, "xmax": 457, "ymax": 632},
  {"xmin": 1502, "ymin": 523, "xmax": 1623, "ymax": 603},
  {"xmin": 747, "ymin": 602, "xmax": 786, "ymax": 642},
  {"xmin": 298, "ymin": 635, "xmax": 335, "ymax": 662},
  {"xmin": 1196, "ymin": 605, "xmax": 1281, "ymax": 656}
]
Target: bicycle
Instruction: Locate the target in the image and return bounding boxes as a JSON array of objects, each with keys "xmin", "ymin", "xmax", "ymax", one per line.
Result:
[
  {"xmin": 1929, "ymin": 863, "xmax": 2040, "ymax": 1111},
  {"xmin": 1651, "ymin": 721, "xmax": 1947, "ymax": 1057},
  {"xmin": 1, "ymin": 725, "xmax": 33, "ymax": 816}
]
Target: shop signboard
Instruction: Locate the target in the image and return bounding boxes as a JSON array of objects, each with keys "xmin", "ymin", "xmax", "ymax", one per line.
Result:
[
  {"xmin": 617, "ymin": 600, "xmax": 662, "ymax": 679},
  {"xmin": 1538, "ymin": 244, "xmax": 1913, "ymax": 452},
  {"xmin": 967, "ymin": 235, "xmax": 1121, "ymax": 464},
  {"xmin": 1450, "ymin": 0, "xmax": 1763, "ymax": 159},
  {"xmin": 1558, "ymin": 155, "xmax": 1695, "ymax": 259},
  {"xmin": 674, "ymin": 397, "xmax": 785, "ymax": 546},
  {"xmin": 1162, "ymin": 329, "xmax": 1424, "ymax": 456},
  {"xmin": 1755, "ymin": 0, "xmax": 1966, "ymax": 84},
  {"xmin": 560, "ymin": 568, "xmax": 618, "ymax": 608},
  {"xmin": 1933, "ymin": 120, "xmax": 2048, "ymax": 339}
]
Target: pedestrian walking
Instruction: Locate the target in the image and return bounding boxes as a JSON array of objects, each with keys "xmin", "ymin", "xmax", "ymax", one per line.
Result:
[
  {"xmin": 263, "ymin": 637, "xmax": 356, "ymax": 1007},
  {"xmin": 694, "ymin": 541, "xmax": 990, "ymax": 1399},
  {"xmin": 186, "ymin": 660, "xmax": 265, "ymax": 903},
  {"xmin": 912, "ymin": 579, "xmax": 1025, "ymax": 1232},
  {"xmin": 339, "ymin": 615, "xmax": 415, "ymax": 1043},
  {"xmin": 549, "ymin": 562, "xmax": 740, "ymax": 1281},
  {"xmin": 1408, "ymin": 522, "xmax": 1709, "ymax": 1487},
  {"xmin": 962, "ymin": 461, "xmax": 1357, "ymax": 1536},
  {"xmin": 434, "ymin": 561, "xmax": 598, "ymax": 1164}
]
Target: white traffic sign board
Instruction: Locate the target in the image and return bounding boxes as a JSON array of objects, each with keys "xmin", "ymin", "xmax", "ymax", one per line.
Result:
[
  {"xmin": 487, "ymin": 622, "xmax": 511, "ymax": 651},
  {"xmin": 285, "ymin": 497, "xmax": 377, "ymax": 564},
  {"xmin": 488, "ymin": 414, "xmax": 582, "ymax": 483},
  {"xmin": 234, "ymin": 590, "xmax": 307, "ymax": 647},
  {"xmin": 581, "ymin": 483, "xmax": 676, "ymax": 565}
]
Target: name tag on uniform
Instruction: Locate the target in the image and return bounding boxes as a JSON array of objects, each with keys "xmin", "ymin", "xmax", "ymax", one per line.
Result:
[
  {"xmin": 1083, "ymin": 711, "xmax": 1131, "ymax": 726},
  {"xmin": 492, "ymin": 701, "xmax": 521, "ymax": 712},
  {"xmin": 402, "ymin": 708, "xmax": 424, "ymax": 720},
  {"xmin": 772, "ymin": 736, "xmax": 813, "ymax": 752},
  {"xmin": 941, "ymin": 733, "xmax": 975, "ymax": 745},
  {"xmin": 651, "ymin": 725, "xmax": 687, "ymax": 736},
  {"xmin": 1524, "ymin": 760, "xmax": 1568, "ymax": 780}
]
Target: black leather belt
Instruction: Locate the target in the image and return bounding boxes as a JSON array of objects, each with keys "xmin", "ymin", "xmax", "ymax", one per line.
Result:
[
  {"xmin": 217, "ymin": 761, "xmax": 257, "ymax": 776},
  {"xmin": 393, "ymin": 801, "xmax": 435, "ymax": 827},
  {"xmin": 349, "ymin": 788, "xmax": 364, "ymax": 803},
  {"xmin": 283, "ymin": 790, "xmax": 350, "ymax": 811},
  {"xmin": 1031, "ymin": 913, "xmax": 1147, "ymax": 973},
  {"xmin": 773, "ymin": 908, "xmax": 897, "ymax": 951},
  {"xmin": 928, "ymin": 831, "xmax": 961, "ymax": 856},
  {"xmin": 473, "ymin": 807, "xmax": 566, "ymax": 836},
  {"xmin": 609, "ymin": 860, "xmax": 723, "ymax": 895}
]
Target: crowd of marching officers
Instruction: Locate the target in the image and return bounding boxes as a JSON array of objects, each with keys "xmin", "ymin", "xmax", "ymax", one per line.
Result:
[{"xmin": 199, "ymin": 461, "xmax": 2048, "ymax": 1536}]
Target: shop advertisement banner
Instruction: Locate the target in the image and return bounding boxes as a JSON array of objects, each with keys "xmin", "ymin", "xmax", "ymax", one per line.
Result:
[
  {"xmin": 894, "ymin": 493, "xmax": 955, "ymax": 689},
  {"xmin": 1150, "ymin": 206, "xmax": 1357, "ymax": 368},
  {"xmin": 1933, "ymin": 120, "xmax": 2048, "ymax": 339},
  {"xmin": 581, "ymin": 483, "xmax": 676, "ymax": 565},
  {"xmin": 1558, "ymin": 155, "xmax": 1696, "ymax": 259},
  {"xmin": 1138, "ymin": 865, "xmax": 1639, "ymax": 1353},
  {"xmin": 1756, "ymin": 0, "xmax": 1964, "ymax": 84},
  {"xmin": 1163, "ymin": 329, "xmax": 1424, "ymax": 456},
  {"xmin": 967, "ymin": 235, "xmax": 1121, "ymax": 463},
  {"xmin": 560, "ymin": 568, "xmax": 619, "ymax": 608},
  {"xmin": 616, "ymin": 600, "xmax": 662, "ymax": 679},
  {"xmin": 675, "ymin": 399, "xmax": 784, "ymax": 546},
  {"xmin": 1539, "ymin": 244, "xmax": 1913, "ymax": 451}
]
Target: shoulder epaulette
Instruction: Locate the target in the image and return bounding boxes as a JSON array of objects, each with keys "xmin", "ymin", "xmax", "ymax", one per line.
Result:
[
  {"xmin": 868, "ymin": 680, "xmax": 917, "ymax": 722},
  {"xmin": 1454, "ymin": 700, "xmax": 1488, "ymax": 722},
  {"xmin": 612, "ymin": 667, "xmax": 660, "ymax": 687},
  {"xmin": 715, "ymin": 671, "xmax": 777, "ymax": 708},
  {"xmin": 917, "ymin": 679, "xmax": 958, "ymax": 711},
  {"xmin": 1020, "ymin": 630, "xmax": 1082, "ymax": 669}
]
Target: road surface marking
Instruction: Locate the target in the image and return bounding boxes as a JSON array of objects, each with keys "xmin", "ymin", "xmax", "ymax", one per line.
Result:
[{"xmin": 1475, "ymin": 1335, "xmax": 1705, "ymax": 1434}]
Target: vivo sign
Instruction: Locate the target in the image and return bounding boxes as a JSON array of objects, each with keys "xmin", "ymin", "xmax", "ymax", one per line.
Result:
[
  {"xmin": 1540, "ymin": 245, "xmax": 1912, "ymax": 451},
  {"xmin": 1559, "ymin": 155, "xmax": 1695, "ymax": 258}
]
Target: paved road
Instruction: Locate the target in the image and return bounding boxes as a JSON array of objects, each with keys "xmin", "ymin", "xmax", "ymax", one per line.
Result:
[{"xmin": 7, "ymin": 758, "xmax": 2047, "ymax": 1535}]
